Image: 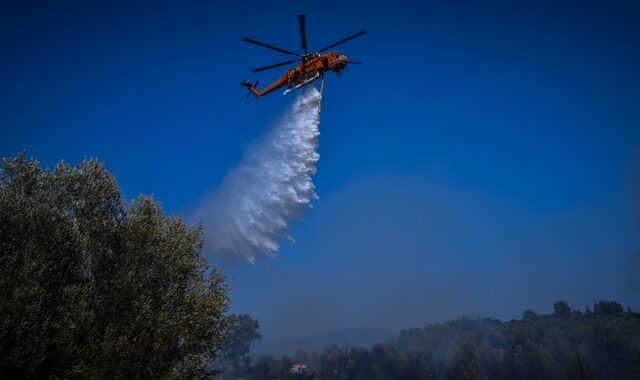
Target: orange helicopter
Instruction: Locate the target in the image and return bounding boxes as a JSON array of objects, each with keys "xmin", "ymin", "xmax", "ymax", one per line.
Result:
[{"xmin": 241, "ymin": 14, "xmax": 366, "ymax": 99}]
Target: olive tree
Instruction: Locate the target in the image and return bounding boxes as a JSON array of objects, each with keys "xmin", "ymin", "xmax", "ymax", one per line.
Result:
[{"xmin": 0, "ymin": 153, "xmax": 229, "ymax": 379}]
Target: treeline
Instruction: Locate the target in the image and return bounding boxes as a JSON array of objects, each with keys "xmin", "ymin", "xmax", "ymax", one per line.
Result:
[{"xmin": 238, "ymin": 300, "xmax": 640, "ymax": 380}]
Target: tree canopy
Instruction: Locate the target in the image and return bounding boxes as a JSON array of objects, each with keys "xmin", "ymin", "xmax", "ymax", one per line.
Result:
[
  {"xmin": 0, "ymin": 153, "xmax": 230, "ymax": 379},
  {"xmin": 219, "ymin": 313, "xmax": 262, "ymax": 375}
]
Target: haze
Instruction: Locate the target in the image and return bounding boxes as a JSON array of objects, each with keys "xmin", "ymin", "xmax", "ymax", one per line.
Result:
[{"xmin": 1, "ymin": 0, "xmax": 639, "ymax": 345}]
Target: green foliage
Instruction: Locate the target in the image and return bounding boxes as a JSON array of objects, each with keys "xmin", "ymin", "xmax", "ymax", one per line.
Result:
[
  {"xmin": 280, "ymin": 356, "xmax": 294, "ymax": 373},
  {"xmin": 553, "ymin": 300, "xmax": 571, "ymax": 317},
  {"xmin": 219, "ymin": 313, "xmax": 261, "ymax": 375},
  {"xmin": 274, "ymin": 301, "xmax": 640, "ymax": 380},
  {"xmin": 593, "ymin": 300, "xmax": 623, "ymax": 315},
  {"xmin": 522, "ymin": 309, "xmax": 539, "ymax": 320},
  {"xmin": 248, "ymin": 355, "xmax": 289, "ymax": 380},
  {"xmin": 0, "ymin": 153, "xmax": 230, "ymax": 379}
]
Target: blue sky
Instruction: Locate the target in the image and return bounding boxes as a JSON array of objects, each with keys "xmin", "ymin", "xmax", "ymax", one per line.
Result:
[{"xmin": 2, "ymin": 1, "xmax": 639, "ymax": 340}]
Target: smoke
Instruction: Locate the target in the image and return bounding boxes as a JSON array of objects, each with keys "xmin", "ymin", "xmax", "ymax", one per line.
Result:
[{"xmin": 194, "ymin": 87, "xmax": 321, "ymax": 263}]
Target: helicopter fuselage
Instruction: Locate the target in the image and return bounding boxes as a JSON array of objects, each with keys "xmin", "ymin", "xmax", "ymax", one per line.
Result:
[{"xmin": 244, "ymin": 51, "xmax": 349, "ymax": 98}]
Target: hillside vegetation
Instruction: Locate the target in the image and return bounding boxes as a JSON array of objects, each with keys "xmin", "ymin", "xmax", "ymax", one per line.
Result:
[{"xmin": 245, "ymin": 300, "xmax": 640, "ymax": 379}]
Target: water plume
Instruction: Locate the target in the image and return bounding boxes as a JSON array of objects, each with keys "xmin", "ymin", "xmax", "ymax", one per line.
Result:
[{"xmin": 195, "ymin": 87, "xmax": 321, "ymax": 263}]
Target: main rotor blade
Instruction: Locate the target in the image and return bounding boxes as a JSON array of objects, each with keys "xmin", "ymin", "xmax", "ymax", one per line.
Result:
[
  {"xmin": 252, "ymin": 59, "xmax": 299, "ymax": 73},
  {"xmin": 298, "ymin": 14, "xmax": 308, "ymax": 55},
  {"xmin": 318, "ymin": 30, "xmax": 367, "ymax": 52},
  {"xmin": 242, "ymin": 37, "xmax": 301, "ymax": 57}
]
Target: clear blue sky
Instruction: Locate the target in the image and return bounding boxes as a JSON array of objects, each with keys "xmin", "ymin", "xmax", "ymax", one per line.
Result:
[{"xmin": 2, "ymin": 1, "xmax": 639, "ymax": 340}]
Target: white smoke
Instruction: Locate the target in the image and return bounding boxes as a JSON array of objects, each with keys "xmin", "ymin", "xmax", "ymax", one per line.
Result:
[{"xmin": 195, "ymin": 87, "xmax": 321, "ymax": 263}]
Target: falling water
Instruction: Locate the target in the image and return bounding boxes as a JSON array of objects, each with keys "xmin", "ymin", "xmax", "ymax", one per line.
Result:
[{"xmin": 194, "ymin": 87, "xmax": 321, "ymax": 263}]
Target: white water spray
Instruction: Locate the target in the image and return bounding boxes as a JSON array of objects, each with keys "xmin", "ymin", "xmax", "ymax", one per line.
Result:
[{"xmin": 195, "ymin": 87, "xmax": 321, "ymax": 263}]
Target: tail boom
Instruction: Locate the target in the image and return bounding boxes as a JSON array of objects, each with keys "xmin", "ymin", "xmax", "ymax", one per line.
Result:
[{"xmin": 241, "ymin": 73, "xmax": 291, "ymax": 99}]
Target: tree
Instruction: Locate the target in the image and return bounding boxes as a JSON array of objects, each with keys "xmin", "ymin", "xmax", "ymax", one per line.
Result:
[
  {"xmin": 346, "ymin": 357, "xmax": 357, "ymax": 380},
  {"xmin": 251, "ymin": 359, "xmax": 272, "ymax": 379},
  {"xmin": 220, "ymin": 313, "xmax": 261, "ymax": 374},
  {"xmin": 553, "ymin": 301, "xmax": 571, "ymax": 317},
  {"xmin": 447, "ymin": 343, "xmax": 481, "ymax": 380},
  {"xmin": 320, "ymin": 345, "xmax": 348, "ymax": 377},
  {"xmin": 0, "ymin": 153, "xmax": 230, "ymax": 379},
  {"xmin": 280, "ymin": 356, "xmax": 294, "ymax": 374},
  {"xmin": 523, "ymin": 309, "xmax": 539, "ymax": 320},
  {"xmin": 370, "ymin": 343, "xmax": 406, "ymax": 378},
  {"xmin": 593, "ymin": 300, "xmax": 623, "ymax": 315}
]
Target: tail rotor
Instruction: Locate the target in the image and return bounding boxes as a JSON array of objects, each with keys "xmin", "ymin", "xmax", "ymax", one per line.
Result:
[{"xmin": 241, "ymin": 80, "xmax": 260, "ymax": 100}]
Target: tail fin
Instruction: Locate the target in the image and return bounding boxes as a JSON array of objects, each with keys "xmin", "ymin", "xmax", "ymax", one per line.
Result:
[{"xmin": 241, "ymin": 80, "xmax": 260, "ymax": 100}]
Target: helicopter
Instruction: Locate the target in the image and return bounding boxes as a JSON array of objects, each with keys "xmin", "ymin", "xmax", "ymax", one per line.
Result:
[{"xmin": 240, "ymin": 14, "xmax": 366, "ymax": 99}]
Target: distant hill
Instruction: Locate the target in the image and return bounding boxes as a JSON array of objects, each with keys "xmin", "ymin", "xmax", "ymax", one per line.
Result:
[
  {"xmin": 245, "ymin": 300, "xmax": 640, "ymax": 379},
  {"xmin": 252, "ymin": 327, "xmax": 395, "ymax": 356}
]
